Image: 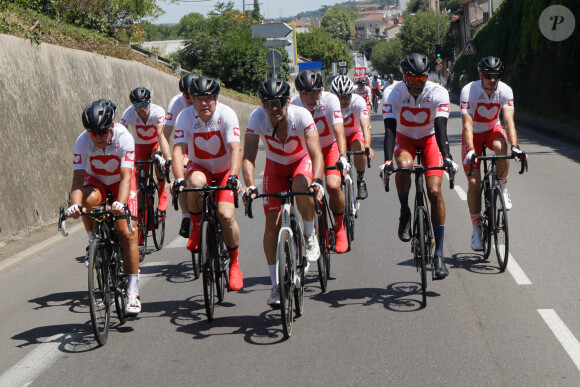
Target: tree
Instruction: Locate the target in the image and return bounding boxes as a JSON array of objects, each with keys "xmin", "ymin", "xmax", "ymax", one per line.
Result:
[
  {"xmin": 398, "ymin": 10, "xmax": 450, "ymax": 59},
  {"xmin": 296, "ymin": 27, "xmax": 352, "ymax": 69},
  {"xmin": 370, "ymin": 39, "xmax": 403, "ymax": 76},
  {"xmin": 359, "ymin": 39, "xmax": 380, "ymax": 60},
  {"xmin": 320, "ymin": 7, "xmax": 358, "ymax": 42}
]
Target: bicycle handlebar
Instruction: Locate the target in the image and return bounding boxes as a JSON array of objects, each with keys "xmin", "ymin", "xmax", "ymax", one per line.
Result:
[
  {"xmin": 245, "ymin": 190, "xmax": 315, "ymax": 219},
  {"xmin": 172, "ymin": 184, "xmax": 239, "ymax": 211},
  {"xmin": 58, "ymin": 203, "xmax": 135, "ymax": 236},
  {"xmin": 135, "ymin": 157, "xmax": 172, "ymax": 184},
  {"xmin": 383, "ymin": 165, "xmax": 455, "ymax": 193},
  {"xmin": 468, "ymin": 152, "xmax": 528, "ymax": 176},
  {"xmin": 347, "ymin": 148, "xmax": 372, "ymax": 168}
]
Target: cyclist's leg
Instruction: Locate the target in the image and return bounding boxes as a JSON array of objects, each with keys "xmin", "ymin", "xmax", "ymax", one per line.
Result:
[
  {"xmin": 293, "ymin": 167, "xmax": 319, "ymax": 262},
  {"xmin": 323, "ymin": 143, "xmax": 347, "ymax": 253},
  {"xmin": 179, "ymin": 160, "xmax": 190, "ymax": 237},
  {"xmin": 150, "ymin": 144, "xmax": 168, "ymax": 212},
  {"xmin": 185, "ymin": 162, "xmax": 208, "ymax": 251},
  {"xmin": 393, "ymin": 135, "xmax": 415, "ymax": 242},
  {"xmin": 350, "ymin": 134, "xmax": 368, "ymax": 199},
  {"xmin": 490, "ymin": 126, "xmax": 511, "ymax": 209},
  {"xmin": 462, "ymin": 132, "xmax": 485, "ymax": 250}
]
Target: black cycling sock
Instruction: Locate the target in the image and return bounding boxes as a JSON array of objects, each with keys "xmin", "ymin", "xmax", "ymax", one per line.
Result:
[{"xmin": 357, "ymin": 170, "xmax": 365, "ymax": 182}]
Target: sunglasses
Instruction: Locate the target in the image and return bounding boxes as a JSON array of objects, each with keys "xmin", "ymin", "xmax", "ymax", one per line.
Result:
[
  {"xmin": 406, "ymin": 75, "xmax": 428, "ymax": 83},
  {"xmin": 263, "ymin": 98, "xmax": 288, "ymax": 109},
  {"xmin": 339, "ymin": 94, "xmax": 352, "ymax": 100},
  {"xmin": 88, "ymin": 129, "xmax": 110, "ymax": 137},
  {"xmin": 483, "ymin": 73, "xmax": 501, "ymax": 80},
  {"xmin": 134, "ymin": 101, "xmax": 150, "ymax": 108}
]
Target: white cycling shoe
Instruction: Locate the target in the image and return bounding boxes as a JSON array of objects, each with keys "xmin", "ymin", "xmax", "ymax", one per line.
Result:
[
  {"xmin": 305, "ymin": 235, "xmax": 320, "ymax": 262},
  {"xmin": 125, "ymin": 294, "xmax": 141, "ymax": 315},
  {"xmin": 471, "ymin": 229, "xmax": 483, "ymax": 251},
  {"xmin": 267, "ymin": 285, "xmax": 280, "ymax": 308},
  {"xmin": 502, "ymin": 188, "xmax": 512, "ymax": 211}
]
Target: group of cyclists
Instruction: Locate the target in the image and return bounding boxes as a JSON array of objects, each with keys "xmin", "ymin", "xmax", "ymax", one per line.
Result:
[{"xmin": 65, "ymin": 51, "xmax": 526, "ymax": 319}]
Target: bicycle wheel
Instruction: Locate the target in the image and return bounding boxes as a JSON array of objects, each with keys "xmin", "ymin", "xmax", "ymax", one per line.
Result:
[
  {"xmin": 343, "ymin": 180, "xmax": 354, "ymax": 248},
  {"xmin": 293, "ymin": 218, "xmax": 305, "ymax": 317},
  {"xmin": 137, "ymin": 189, "xmax": 148, "ymax": 262},
  {"xmin": 414, "ymin": 209, "xmax": 428, "ymax": 307},
  {"xmin": 481, "ymin": 182, "xmax": 492, "ymax": 260},
  {"xmin": 87, "ymin": 240, "xmax": 111, "ymax": 346},
  {"xmin": 191, "ymin": 251, "xmax": 201, "ymax": 279},
  {"xmin": 111, "ymin": 246, "xmax": 127, "ymax": 325},
  {"xmin": 493, "ymin": 187, "xmax": 509, "ymax": 271},
  {"xmin": 316, "ymin": 207, "xmax": 328, "ymax": 293},
  {"xmin": 277, "ymin": 229, "xmax": 294, "ymax": 339},
  {"xmin": 216, "ymin": 239, "xmax": 227, "ymax": 303},
  {"xmin": 200, "ymin": 220, "xmax": 216, "ymax": 321},
  {"xmin": 152, "ymin": 187, "xmax": 166, "ymax": 250}
]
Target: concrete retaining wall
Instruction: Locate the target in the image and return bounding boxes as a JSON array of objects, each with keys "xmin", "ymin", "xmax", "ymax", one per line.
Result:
[{"xmin": 0, "ymin": 34, "xmax": 257, "ymax": 241}]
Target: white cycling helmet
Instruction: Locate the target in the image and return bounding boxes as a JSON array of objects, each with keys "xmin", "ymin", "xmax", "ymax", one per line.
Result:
[{"xmin": 330, "ymin": 75, "xmax": 354, "ymax": 97}]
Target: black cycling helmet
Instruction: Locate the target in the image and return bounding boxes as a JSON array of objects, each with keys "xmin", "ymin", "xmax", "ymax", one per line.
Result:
[
  {"xmin": 400, "ymin": 53, "xmax": 431, "ymax": 77},
  {"xmin": 82, "ymin": 100, "xmax": 115, "ymax": 133},
  {"xmin": 478, "ymin": 56, "xmax": 504, "ymax": 75},
  {"xmin": 387, "ymin": 73, "xmax": 394, "ymax": 80},
  {"xmin": 179, "ymin": 72, "xmax": 200, "ymax": 94},
  {"xmin": 129, "ymin": 87, "xmax": 151, "ymax": 103},
  {"xmin": 188, "ymin": 76, "xmax": 220, "ymax": 97},
  {"xmin": 356, "ymin": 78, "xmax": 365, "ymax": 85},
  {"xmin": 295, "ymin": 70, "xmax": 323, "ymax": 93},
  {"xmin": 258, "ymin": 78, "xmax": 290, "ymax": 101},
  {"xmin": 330, "ymin": 75, "xmax": 354, "ymax": 97},
  {"xmin": 95, "ymin": 99, "xmax": 117, "ymax": 114}
]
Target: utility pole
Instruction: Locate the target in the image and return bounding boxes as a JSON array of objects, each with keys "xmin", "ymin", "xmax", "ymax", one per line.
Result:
[{"xmin": 436, "ymin": 0, "xmax": 440, "ymax": 44}]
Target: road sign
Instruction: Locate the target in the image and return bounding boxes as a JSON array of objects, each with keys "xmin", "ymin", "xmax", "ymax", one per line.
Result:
[
  {"xmin": 462, "ymin": 42, "xmax": 477, "ymax": 56},
  {"xmin": 298, "ymin": 61, "xmax": 323, "ymax": 71},
  {"xmin": 339, "ymin": 61, "xmax": 347, "ymax": 67},
  {"xmin": 265, "ymin": 49, "xmax": 282, "ymax": 68},
  {"xmin": 436, "ymin": 64, "xmax": 443, "ymax": 71},
  {"xmin": 436, "ymin": 58, "xmax": 442, "ymax": 64},
  {"xmin": 251, "ymin": 23, "xmax": 292, "ymax": 39},
  {"xmin": 264, "ymin": 39, "xmax": 292, "ymax": 47}
]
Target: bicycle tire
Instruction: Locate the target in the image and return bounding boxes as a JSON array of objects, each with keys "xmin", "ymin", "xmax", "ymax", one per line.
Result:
[
  {"xmin": 481, "ymin": 181, "xmax": 492, "ymax": 260},
  {"xmin": 191, "ymin": 251, "xmax": 201, "ymax": 279},
  {"xmin": 200, "ymin": 220, "xmax": 216, "ymax": 321},
  {"xmin": 216, "ymin": 239, "xmax": 227, "ymax": 303},
  {"xmin": 343, "ymin": 180, "xmax": 354, "ymax": 248},
  {"xmin": 493, "ymin": 187, "xmax": 509, "ymax": 271},
  {"xmin": 294, "ymin": 219, "xmax": 305, "ymax": 317},
  {"xmin": 87, "ymin": 240, "xmax": 111, "ymax": 346},
  {"xmin": 415, "ymin": 209, "xmax": 428, "ymax": 307},
  {"xmin": 316, "ymin": 208, "xmax": 328, "ymax": 293},
  {"xmin": 278, "ymin": 229, "xmax": 294, "ymax": 339},
  {"xmin": 112, "ymin": 246, "xmax": 127, "ymax": 325},
  {"xmin": 152, "ymin": 187, "xmax": 166, "ymax": 250},
  {"xmin": 350, "ymin": 168, "xmax": 359, "ymax": 219},
  {"xmin": 137, "ymin": 189, "xmax": 148, "ymax": 262}
]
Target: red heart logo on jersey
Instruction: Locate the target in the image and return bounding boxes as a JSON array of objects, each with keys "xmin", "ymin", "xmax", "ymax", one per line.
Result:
[
  {"xmin": 314, "ymin": 116, "xmax": 331, "ymax": 137},
  {"xmin": 73, "ymin": 154, "xmax": 82, "ymax": 164},
  {"xmin": 90, "ymin": 155, "xmax": 120, "ymax": 176},
  {"xmin": 194, "ymin": 131, "xmax": 226, "ymax": 159},
  {"xmin": 474, "ymin": 103, "xmax": 500, "ymax": 122},
  {"xmin": 136, "ymin": 125, "xmax": 157, "ymax": 141},
  {"xmin": 265, "ymin": 136, "xmax": 303, "ymax": 157},
  {"xmin": 400, "ymin": 107, "xmax": 430, "ymax": 126}
]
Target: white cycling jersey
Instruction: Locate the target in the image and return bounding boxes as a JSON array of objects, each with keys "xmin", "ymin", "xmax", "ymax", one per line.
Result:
[
  {"xmin": 120, "ymin": 103, "xmax": 166, "ymax": 145},
  {"xmin": 165, "ymin": 94, "xmax": 192, "ymax": 127},
  {"xmin": 354, "ymin": 85, "xmax": 372, "ymax": 105},
  {"xmin": 246, "ymin": 104, "xmax": 316, "ymax": 165},
  {"xmin": 460, "ymin": 80, "xmax": 514, "ymax": 133},
  {"xmin": 291, "ymin": 91, "xmax": 343, "ymax": 148},
  {"xmin": 383, "ymin": 81, "xmax": 450, "ymax": 140},
  {"xmin": 370, "ymin": 78, "xmax": 382, "ymax": 91},
  {"xmin": 342, "ymin": 93, "xmax": 369, "ymax": 137},
  {"xmin": 173, "ymin": 102, "xmax": 240, "ymax": 174},
  {"xmin": 73, "ymin": 123, "xmax": 135, "ymax": 186},
  {"xmin": 381, "ymin": 81, "xmax": 400, "ymax": 117}
]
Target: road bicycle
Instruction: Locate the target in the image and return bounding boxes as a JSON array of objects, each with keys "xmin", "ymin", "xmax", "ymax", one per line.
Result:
[
  {"xmin": 58, "ymin": 201, "xmax": 135, "ymax": 346},
  {"xmin": 384, "ymin": 148, "xmax": 455, "ymax": 307},
  {"xmin": 468, "ymin": 144, "xmax": 528, "ymax": 271},
  {"xmin": 371, "ymin": 91, "xmax": 381, "ymax": 114},
  {"xmin": 173, "ymin": 182, "xmax": 238, "ymax": 321},
  {"xmin": 315, "ymin": 194, "xmax": 334, "ymax": 293},
  {"xmin": 245, "ymin": 180, "xmax": 311, "ymax": 339},
  {"xmin": 135, "ymin": 157, "xmax": 170, "ymax": 262}
]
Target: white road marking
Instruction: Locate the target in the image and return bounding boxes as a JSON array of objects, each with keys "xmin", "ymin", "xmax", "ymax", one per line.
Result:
[
  {"xmin": 454, "ymin": 185, "xmax": 467, "ymax": 201},
  {"xmin": 166, "ymin": 237, "xmax": 188, "ymax": 249},
  {"xmin": 538, "ymin": 309, "xmax": 580, "ymax": 373},
  {"xmin": 505, "ymin": 252, "xmax": 532, "ymax": 285},
  {"xmin": 0, "ymin": 261, "xmax": 169, "ymax": 386}
]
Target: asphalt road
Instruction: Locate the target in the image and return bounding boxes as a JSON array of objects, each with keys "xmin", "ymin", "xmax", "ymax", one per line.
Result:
[{"xmin": 1, "ymin": 101, "xmax": 580, "ymax": 386}]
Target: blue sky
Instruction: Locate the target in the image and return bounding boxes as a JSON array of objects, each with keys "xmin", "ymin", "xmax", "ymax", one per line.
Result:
[{"xmin": 154, "ymin": 0, "xmax": 340, "ymax": 24}]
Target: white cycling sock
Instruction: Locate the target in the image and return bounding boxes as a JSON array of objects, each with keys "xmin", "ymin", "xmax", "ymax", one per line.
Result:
[
  {"xmin": 303, "ymin": 220, "xmax": 315, "ymax": 236},
  {"xmin": 182, "ymin": 213, "xmax": 189, "ymax": 219},
  {"xmin": 269, "ymin": 264, "xmax": 277, "ymax": 286},
  {"xmin": 127, "ymin": 274, "xmax": 139, "ymax": 296}
]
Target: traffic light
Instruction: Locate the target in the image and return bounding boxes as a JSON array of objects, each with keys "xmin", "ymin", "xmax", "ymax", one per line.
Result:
[{"xmin": 435, "ymin": 43, "xmax": 442, "ymax": 64}]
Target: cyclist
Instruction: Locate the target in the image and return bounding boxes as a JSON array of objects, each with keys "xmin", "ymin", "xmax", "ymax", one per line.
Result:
[
  {"xmin": 165, "ymin": 73, "xmax": 199, "ymax": 238},
  {"xmin": 460, "ymin": 56, "xmax": 527, "ymax": 251},
  {"xmin": 370, "ymin": 74, "xmax": 383, "ymax": 110},
  {"xmin": 330, "ymin": 75, "xmax": 374, "ymax": 199},
  {"xmin": 171, "ymin": 76, "xmax": 244, "ymax": 291},
  {"xmin": 66, "ymin": 100, "xmax": 142, "ymax": 315},
  {"xmin": 379, "ymin": 53, "xmax": 457, "ymax": 279},
  {"xmin": 291, "ymin": 70, "xmax": 350, "ymax": 254},
  {"xmin": 242, "ymin": 78, "xmax": 324, "ymax": 308},
  {"xmin": 385, "ymin": 73, "xmax": 395, "ymax": 86},
  {"xmin": 354, "ymin": 78, "xmax": 372, "ymax": 112},
  {"xmin": 121, "ymin": 87, "xmax": 171, "ymax": 220}
]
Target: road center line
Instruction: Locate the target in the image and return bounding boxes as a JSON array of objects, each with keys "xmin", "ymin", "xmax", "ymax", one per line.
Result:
[
  {"xmin": 505, "ymin": 251, "xmax": 532, "ymax": 285},
  {"xmin": 0, "ymin": 261, "xmax": 169, "ymax": 386},
  {"xmin": 538, "ymin": 309, "xmax": 580, "ymax": 373}
]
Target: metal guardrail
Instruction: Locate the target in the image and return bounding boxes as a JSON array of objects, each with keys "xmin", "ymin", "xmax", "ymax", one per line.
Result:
[{"xmin": 129, "ymin": 43, "xmax": 191, "ymax": 74}]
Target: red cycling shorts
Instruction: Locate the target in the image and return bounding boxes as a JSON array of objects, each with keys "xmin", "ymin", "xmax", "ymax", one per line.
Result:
[
  {"xmin": 322, "ymin": 142, "xmax": 341, "ymax": 177},
  {"xmin": 461, "ymin": 124, "xmax": 508, "ymax": 171},
  {"xmin": 84, "ymin": 173, "xmax": 138, "ymax": 218},
  {"xmin": 185, "ymin": 162, "xmax": 234, "ymax": 204},
  {"xmin": 262, "ymin": 156, "xmax": 313, "ymax": 214},
  {"xmin": 394, "ymin": 133, "xmax": 444, "ymax": 178},
  {"xmin": 346, "ymin": 131, "xmax": 365, "ymax": 148}
]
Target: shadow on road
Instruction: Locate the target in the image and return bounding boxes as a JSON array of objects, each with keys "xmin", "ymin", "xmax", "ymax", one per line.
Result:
[{"xmin": 450, "ymin": 252, "xmax": 503, "ymax": 274}]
